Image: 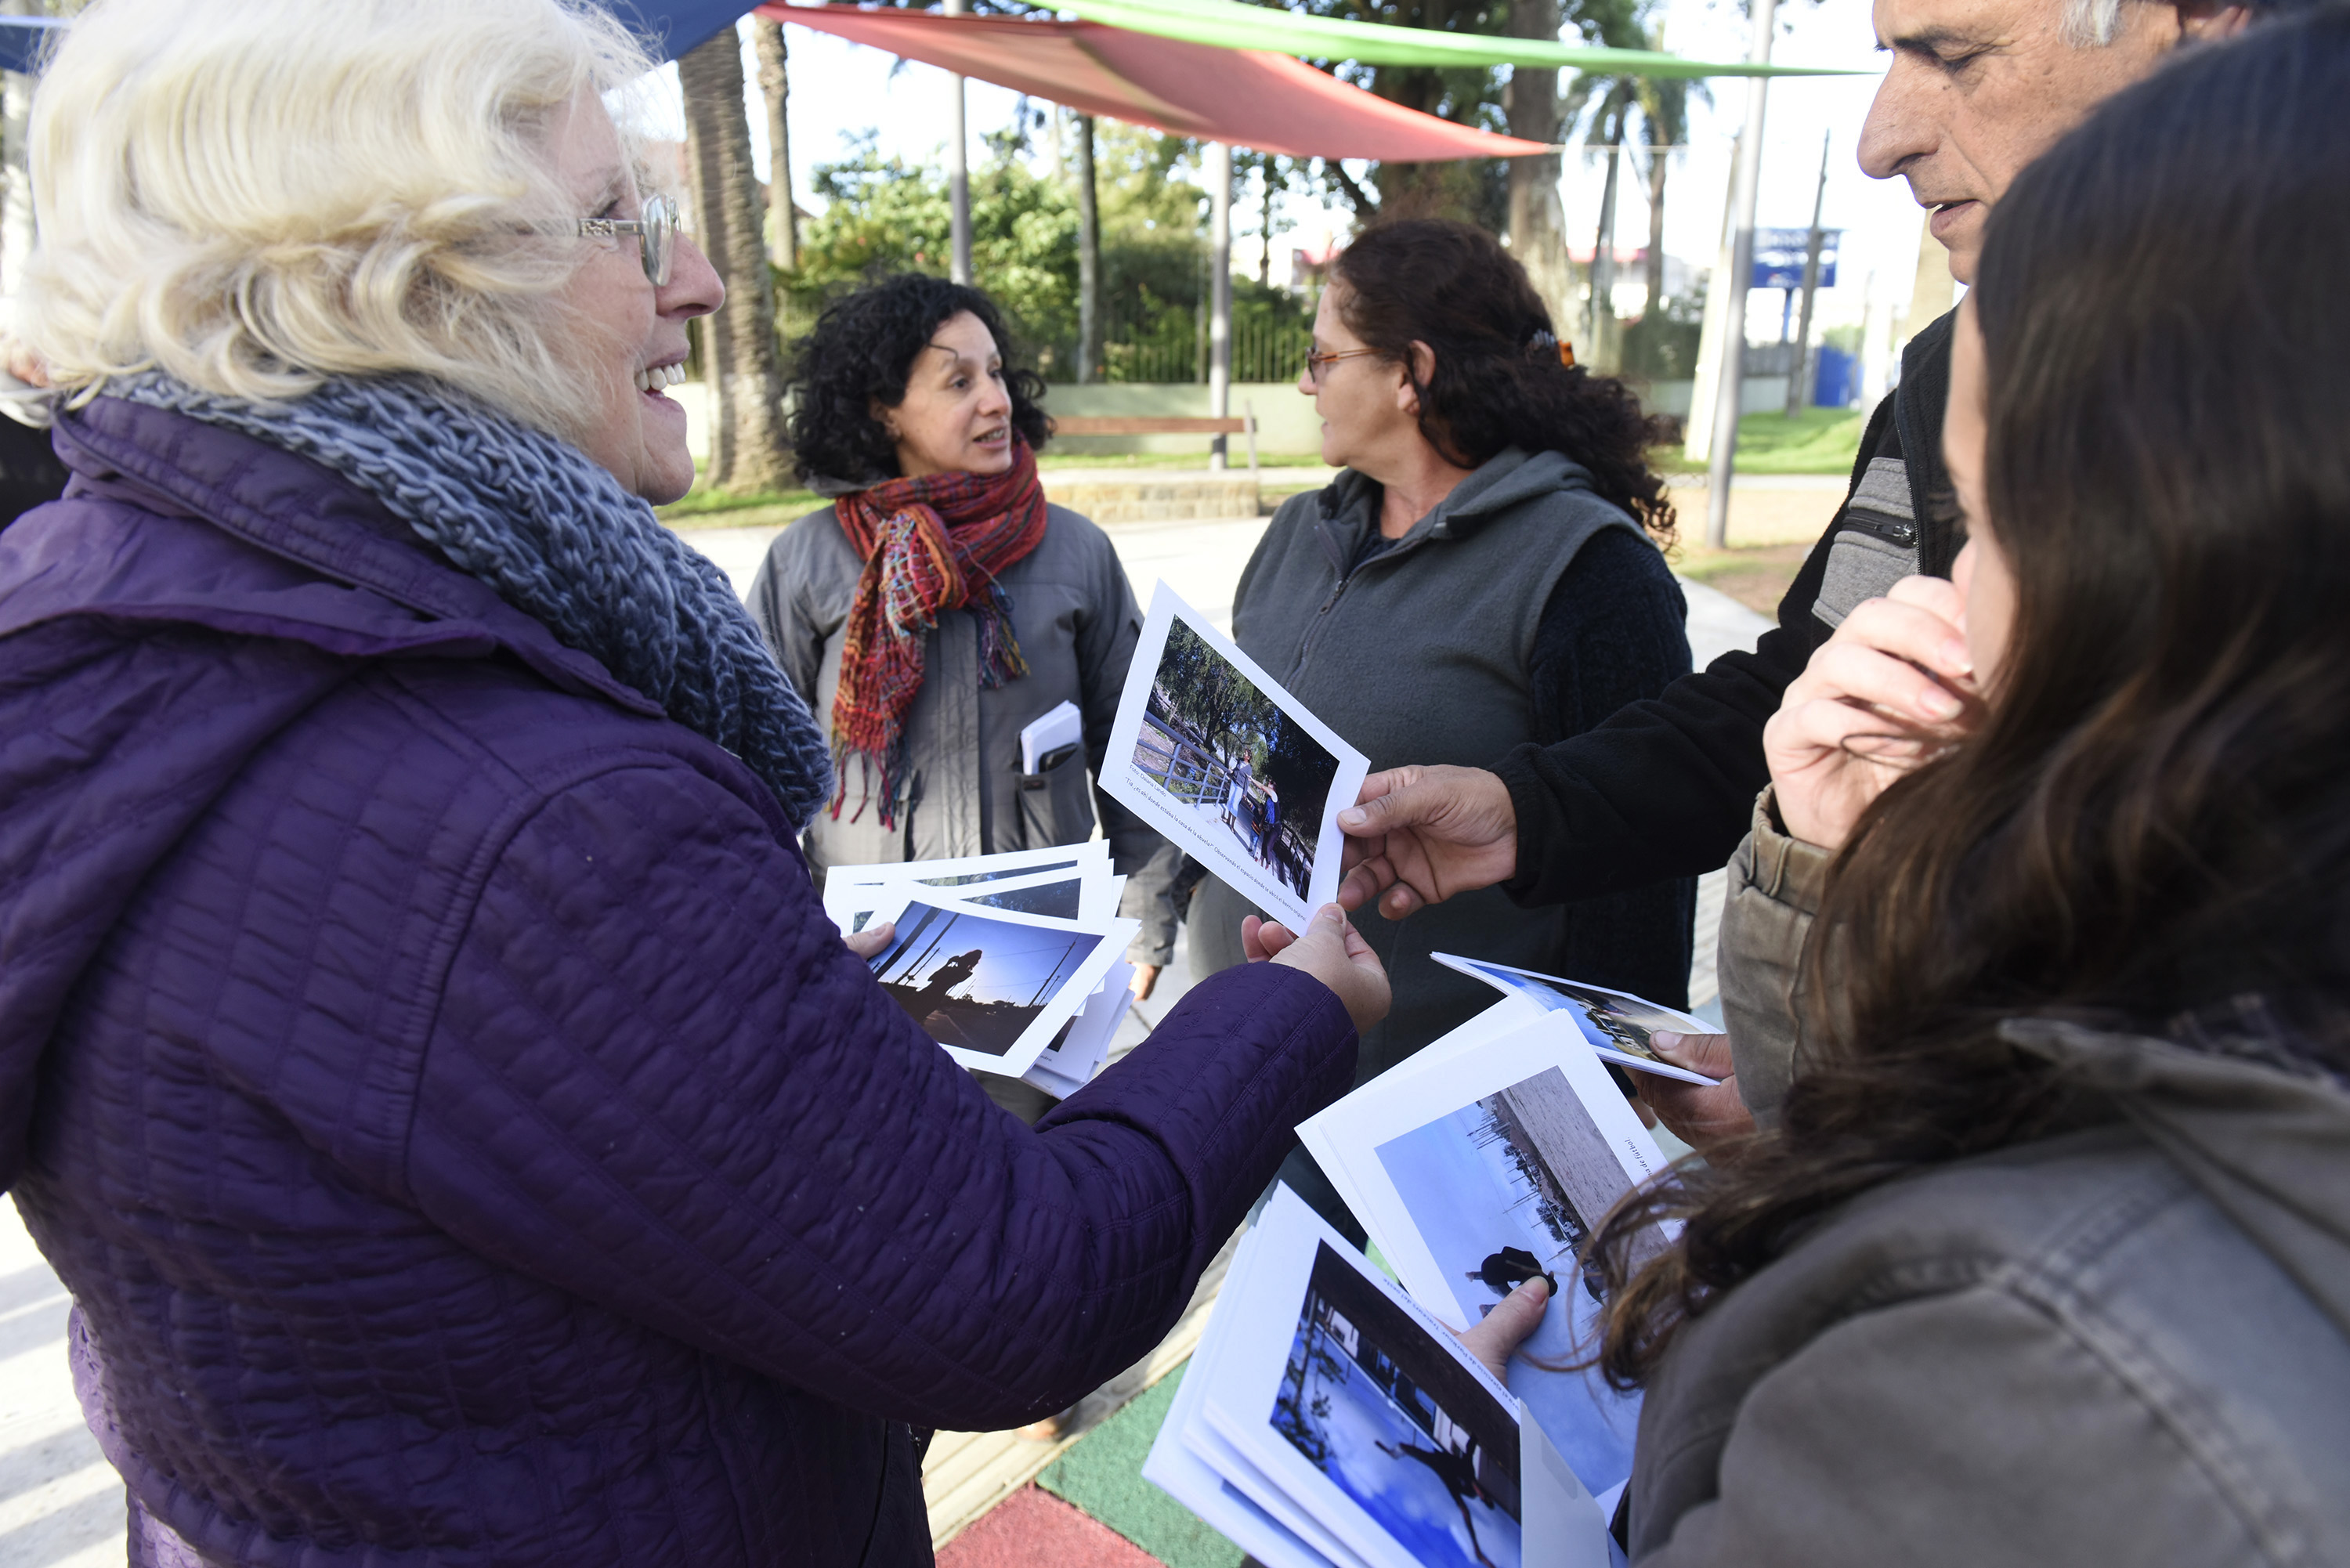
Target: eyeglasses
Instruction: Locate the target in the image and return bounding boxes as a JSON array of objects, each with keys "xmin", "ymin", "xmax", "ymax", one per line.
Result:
[
  {"xmin": 577, "ymin": 193, "xmax": 680, "ymax": 286},
  {"xmin": 1303, "ymin": 346, "xmax": 1379, "ymax": 385}
]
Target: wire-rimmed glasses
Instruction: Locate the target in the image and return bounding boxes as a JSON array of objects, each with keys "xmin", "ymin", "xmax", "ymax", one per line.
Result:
[
  {"xmin": 578, "ymin": 192, "xmax": 680, "ymax": 286},
  {"xmin": 1303, "ymin": 345, "xmax": 1379, "ymax": 385}
]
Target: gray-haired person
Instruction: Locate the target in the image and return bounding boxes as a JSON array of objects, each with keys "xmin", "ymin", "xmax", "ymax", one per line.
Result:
[{"xmin": 1332, "ymin": 0, "xmax": 2294, "ymax": 1146}]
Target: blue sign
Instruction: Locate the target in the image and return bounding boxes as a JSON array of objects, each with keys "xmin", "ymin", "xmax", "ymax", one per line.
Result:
[{"xmin": 1752, "ymin": 226, "xmax": 1841, "ymax": 291}]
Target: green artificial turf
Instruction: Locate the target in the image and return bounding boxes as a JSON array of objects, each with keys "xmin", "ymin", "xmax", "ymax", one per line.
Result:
[
  {"xmin": 1668, "ymin": 406, "xmax": 1865, "ymax": 475},
  {"xmin": 1035, "ymin": 1365, "xmax": 1246, "ymax": 1568}
]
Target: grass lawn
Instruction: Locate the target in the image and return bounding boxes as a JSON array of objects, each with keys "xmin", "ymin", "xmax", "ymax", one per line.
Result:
[{"xmin": 1667, "ymin": 406, "xmax": 1864, "ymax": 476}]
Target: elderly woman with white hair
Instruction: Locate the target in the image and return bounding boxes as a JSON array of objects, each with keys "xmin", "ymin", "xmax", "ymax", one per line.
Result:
[{"xmin": 0, "ymin": 2, "xmax": 1384, "ymax": 1563}]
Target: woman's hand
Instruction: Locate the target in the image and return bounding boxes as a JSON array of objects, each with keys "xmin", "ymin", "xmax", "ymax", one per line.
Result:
[
  {"xmin": 1763, "ymin": 576, "xmax": 1978, "ymax": 851},
  {"xmin": 1634, "ymin": 1031, "xmax": 1754, "ymax": 1156},
  {"xmin": 1455, "ymin": 1275, "xmax": 1550, "ymax": 1385},
  {"xmin": 843, "ymin": 919, "xmax": 896, "ymax": 961},
  {"xmin": 1334, "ymin": 765, "xmax": 1520, "ymax": 919},
  {"xmin": 1245, "ymin": 905, "xmax": 1391, "ymax": 1035}
]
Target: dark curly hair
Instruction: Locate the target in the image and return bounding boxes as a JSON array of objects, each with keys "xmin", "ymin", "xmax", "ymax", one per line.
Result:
[
  {"xmin": 785, "ymin": 274, "xmax": 1052, "ymax": 486},
  {"xmin": 1329, "ymin": 219, "xmax": 1675, "ymax": 544}
]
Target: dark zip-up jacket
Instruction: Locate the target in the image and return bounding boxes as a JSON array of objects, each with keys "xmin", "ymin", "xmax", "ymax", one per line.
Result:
[{"xmin": 1496, "ymin": 309, "xmax": 1958, "ymax": 904}]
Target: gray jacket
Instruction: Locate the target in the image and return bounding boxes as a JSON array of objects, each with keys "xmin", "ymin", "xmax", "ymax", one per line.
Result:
[
  {"xmin": 1189, "ymin": 448, "xmax": 1689, "ymax": 1082},
  {"xmin": 746, "ymin": 501, "xmax": 1174, "ymax": 960},
  {"xmin": 1653, "ymin": 809, "xmax": 2350, "ymax": 1564}
]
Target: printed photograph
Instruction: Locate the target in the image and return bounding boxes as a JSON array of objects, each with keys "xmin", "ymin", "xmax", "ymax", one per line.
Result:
[
  {"xmin": 958, "ymin": 877, "xmax": 1083, "ymax": 920},
  {"xmin": 1372, "ymin": 1069, "xmax": 1647, "ymax": 1493},
  {"xmin": 868, "ymin": 901, "xmax": 1104, "ymax": 1058},
  {"xmin": 1442, "ymin": 958, "xmax": 1714, "ymax": 1082},
  {"xmin": 1269, "ymin": 1241, "xmax": 1523, "ymax": 1568},
  {"xmin": 1130, "ymin": 617, "xmax": 1340, "ymax": 905}
]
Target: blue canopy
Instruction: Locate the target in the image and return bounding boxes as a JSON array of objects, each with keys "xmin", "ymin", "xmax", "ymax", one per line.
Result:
[
  {"xmin": 0, "ymin": 15, "xmax": 65, "ymax": 74},
  {"xmin": 602, "ymin": 0, "xmax": 743, "ymax": 61}
]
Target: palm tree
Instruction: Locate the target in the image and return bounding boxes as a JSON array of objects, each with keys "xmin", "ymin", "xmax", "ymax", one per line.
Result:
[
  {"xmin": 1633, "ymin": 29, "xmax": 1708, "ymax": 319},
  {"xmin": 1505, "ymin": 0, "xmax": 1572, "ymax": 331},
  {"xmin": 680, "ymin": 28, "xmax": 792, "ymax": 493},
  {"xmin": 752, "ymin": 21, "xmax": 798, "ymax": 273}
]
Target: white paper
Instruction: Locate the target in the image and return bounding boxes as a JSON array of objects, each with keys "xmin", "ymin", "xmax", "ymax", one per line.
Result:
[
  {"xmin": 1103, "ymin": 586, "xmax": 1368, "ymax": 930},
  {"xmin": 1020, "ymin": 698, "xmax": 1086, "ymax": 775},
  {"xmin": 1195, "ymin": 1187, "xmax": 1529, "ymax": 1568},
  {"xmin": 822, "ymin": 843, "xmax": 1113, "ymax": 935},
  {"xmin": 1023, "ymin": 960, "xmax": 1133, "ymax": 1096},
  {"xmin": 1431, "ymin": 955, "xmax": 1723, "ymax": 1086},
  {"xmin": 1520, "ymin": 1401, "xmax": 1612, "ymax": 1568},
  {"xmin": 861, "ymin": 895, "xmax": 1134, "ymax": 1077},
  {"xmin": 1143, "ymin": 1223, "xmax": 1367, "ymax": 1568},
  {"xmin": 1293, "ymin": 1020, "xmax": 1668, "ymax": 1496}
]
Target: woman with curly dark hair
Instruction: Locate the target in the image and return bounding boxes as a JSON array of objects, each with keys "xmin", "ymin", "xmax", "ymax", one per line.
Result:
[
  {"xmin": 747, "ymin": 275, "xmax": 1173, "ymax": 1115},
  {"xmin": 1460, "ymin": 14, "xmax": 2350, "ymax": 1563},
  {"xmin": 1182, "ymin": 218, "xmax": 1691, "ymax": 1235}
]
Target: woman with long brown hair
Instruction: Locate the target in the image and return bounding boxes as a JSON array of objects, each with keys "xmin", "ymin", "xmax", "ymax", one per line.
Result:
[
  {"xmin": 1466, "ymin": 13, "xmax": 2350, "ymax": 1562},
  {"xmin": 1181, "ymin": 219, "xmax": 1691, "ymax": 1239}
]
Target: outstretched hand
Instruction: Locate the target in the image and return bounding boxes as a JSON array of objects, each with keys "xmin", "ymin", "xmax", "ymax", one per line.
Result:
[
  {"xmin": 1246, "ymin": 904, "xmax": 1391, "ymax": 1035},
  {"xmin": 1764, "ymin": 576, "xmax": 1979, "ymax": 851},
  {"xmin": 1455, "ymin": 1275, "xmax": 1550, "ymax": 1386},
  {"xmin": 1333, "ymin": 765, "xmax": 1520, "ymax": 919}
]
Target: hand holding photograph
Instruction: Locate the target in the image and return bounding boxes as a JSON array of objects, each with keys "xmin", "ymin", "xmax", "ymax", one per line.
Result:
[
  {"xmin": 1104, "ymin": 587, "xmax": 1368, "ymax": 930},
  {"xmin": 1146, "ymin": 1187, "xmax": 1610, "ymax": 1568},
  {"xmin": 1296, "ymin": 1014, "xmax": 1672, "ymax": 1498},
  {"xmin": 1433, "ymin": 956, "xmax": 1723, "ymax": 1086}
]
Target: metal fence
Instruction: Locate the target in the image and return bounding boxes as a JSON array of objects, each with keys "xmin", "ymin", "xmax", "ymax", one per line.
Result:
[
  {"xmin": 1133, "ymin": 711, "xmax": 1227, "ymax": 806},
  {"xmin": 1095, "ymin": 317, "xmax": 1313, "ymax": 385}
]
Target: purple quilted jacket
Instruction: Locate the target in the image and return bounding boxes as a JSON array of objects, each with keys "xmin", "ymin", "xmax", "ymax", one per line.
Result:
[{"xmin": 0, "ymin": 399, "xmax": 1357, "ymax": 1567}]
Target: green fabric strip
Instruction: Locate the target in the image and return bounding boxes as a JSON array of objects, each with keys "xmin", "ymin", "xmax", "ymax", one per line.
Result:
[{"xmin": 1057, "ymin": 0, "xmax": 1856, "ymax": 78}]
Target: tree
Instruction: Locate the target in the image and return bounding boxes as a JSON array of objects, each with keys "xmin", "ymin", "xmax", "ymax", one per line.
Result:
[
  {"xmin": 1503, "ymin": 0, "xmax": 1571, "ymax": 331},
  {"xmin": 680, "ymin": 28, "xmax": 792, "ymax": 493},
  {"xmin": 752, "ymin": 21, "xmax": 798, "ymax": 271},
  {"xmin": 1076, "ymin": 114, "xmax": 1101, "ymax": 381}
]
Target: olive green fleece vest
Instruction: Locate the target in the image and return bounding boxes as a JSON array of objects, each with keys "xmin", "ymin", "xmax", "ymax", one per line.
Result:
[{"xmin": 1191, "ymin": 447, "xmax": 1642, "ymax": 1082}]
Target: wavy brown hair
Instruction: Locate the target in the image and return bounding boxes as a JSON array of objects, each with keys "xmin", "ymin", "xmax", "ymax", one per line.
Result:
[
  {"xmin": 1330, "ymin": 219, "xmax": 1676, "ymax": 544},
  {"xmin": 1588, "ymin": 8, "xmax": 2350, "ymax": 1386}
]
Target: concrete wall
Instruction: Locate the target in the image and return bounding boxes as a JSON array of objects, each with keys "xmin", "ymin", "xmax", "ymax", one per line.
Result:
[
  {"xmin": 1037, "ymin": 383, "xmax": 1321, "ymax": 458},
  {"xmin": 1635, "ymin": 376, "xmax": 1792, "ymax": 421},
  {"xmin": 672, "ymin": 376, "xmax": 1791, "ymax": 464}
]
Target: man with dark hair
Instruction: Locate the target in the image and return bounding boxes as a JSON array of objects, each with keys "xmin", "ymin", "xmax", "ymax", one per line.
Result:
[{"xmin": 1336, "ymin": 0, "xmax": 2269, "ymax": 930}]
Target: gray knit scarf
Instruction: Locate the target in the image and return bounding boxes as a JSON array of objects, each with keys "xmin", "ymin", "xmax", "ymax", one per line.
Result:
[{"xmin": 111, "ymin": 372, "xmax": 833, "ymax": 827}]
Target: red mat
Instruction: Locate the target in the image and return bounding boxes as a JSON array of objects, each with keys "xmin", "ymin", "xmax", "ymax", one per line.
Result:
[{"xmin": 938, "ymin": 1485, "xmax": 1166, "ymax": 1568}]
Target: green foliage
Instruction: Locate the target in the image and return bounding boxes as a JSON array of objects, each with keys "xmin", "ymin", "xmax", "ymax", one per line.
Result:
[
  {"xmin": 786, "ymin": 121, "xmax": 1314, "ymax": 385},
  {"xmin": 783, "ymin": 132, "xmax": 1083, "ymax": 371},
  {"xmin": 1623, "ymin": 293, "xmax": 1705, "ymax": 379}
]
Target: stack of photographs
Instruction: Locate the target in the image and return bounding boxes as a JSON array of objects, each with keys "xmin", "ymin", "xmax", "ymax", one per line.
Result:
[
  {"xmin": 1104, "ymin": 587, "xmax": 1368, "ymax": 931},
  {"xmin": 1294, "ymin": 1001, "xmax": 1680, "ymax": 1514},
  {"xmin": 823, "ymin": 843, "xmax": 1138, "ymax": 1089},
  {"xmin": 1144, "ymin": 1187, "xmax": 1615, "ymax": 1568}
]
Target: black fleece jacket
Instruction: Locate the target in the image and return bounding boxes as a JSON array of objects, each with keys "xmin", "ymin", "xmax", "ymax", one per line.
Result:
[{"xmin": 1495, "ymin": 308, "xmax": 1960, "ymax": 904}]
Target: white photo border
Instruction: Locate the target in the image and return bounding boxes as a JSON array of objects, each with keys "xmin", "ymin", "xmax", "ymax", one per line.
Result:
[
  {"xmin": 861, "ymin": 894, "xmax": 1134, "ymax": 1077},
  {"xmin": 1103, "ymin": 587, "xmax": 1369, "ymax": 930}
]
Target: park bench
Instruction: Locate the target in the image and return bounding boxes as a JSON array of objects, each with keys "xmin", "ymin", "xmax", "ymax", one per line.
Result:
[{"xmin": 1048, "ymin": 411, "xmax": 1260, "ymax": 479}]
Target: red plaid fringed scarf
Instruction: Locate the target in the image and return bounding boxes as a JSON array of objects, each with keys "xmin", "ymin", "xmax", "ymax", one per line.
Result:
[{"xmin": 830, "ymin": 441, "xmax": 1049, "ymax": 823}]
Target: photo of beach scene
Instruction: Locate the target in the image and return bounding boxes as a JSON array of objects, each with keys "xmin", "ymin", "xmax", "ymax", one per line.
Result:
[
  {"xmin": 1372, "ymin": 1068, "xmax": 1647, "ymax": 1494},
  {"xmin": 868, "ymin": 900, "xmax": 1104, "ymax": 1059},
  {"xmin": 1270, "ymin": 1241, "xmax": 1523, "ymax": 1568}
]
